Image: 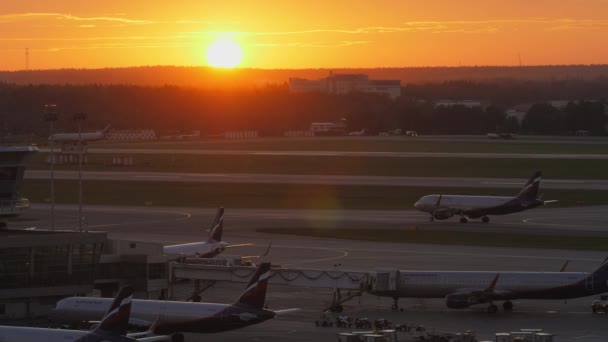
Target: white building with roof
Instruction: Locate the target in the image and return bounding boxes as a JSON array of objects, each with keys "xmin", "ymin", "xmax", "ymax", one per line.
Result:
[{"xmin": 289, "ymin": 73, "xmax": 401, "ymax": 99}]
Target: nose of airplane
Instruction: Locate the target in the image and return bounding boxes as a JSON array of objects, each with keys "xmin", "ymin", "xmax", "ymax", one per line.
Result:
[{"xmin": 414, "ymin": 200, "xmax": 421, "ymax": 208}]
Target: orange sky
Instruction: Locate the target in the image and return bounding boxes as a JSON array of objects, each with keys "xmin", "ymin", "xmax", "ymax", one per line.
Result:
[{"xmin": 1, "ymin": 0, "xmax": 608, "ymax": 70}]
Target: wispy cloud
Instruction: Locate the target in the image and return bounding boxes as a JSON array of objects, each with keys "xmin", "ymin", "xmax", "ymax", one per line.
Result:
[{"xmin": 0, "ymin": 12, "xmax": 153, "ymax": 24}]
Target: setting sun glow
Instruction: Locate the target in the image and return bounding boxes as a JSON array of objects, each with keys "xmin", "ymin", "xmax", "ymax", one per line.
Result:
[{"xmin": 206, "ymin": 39, "xmax": 243, "ymax": 68}]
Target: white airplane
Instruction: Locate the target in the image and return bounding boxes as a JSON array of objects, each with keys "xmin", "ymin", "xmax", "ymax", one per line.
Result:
[
  {"xmin": 49, "ymin": 125, "xmax": 110, "ymax": 142},
  {"xmin": 54, "ymin": 263, "xmax": 298, "ymax": 335},
  {"xmin": 0, "ymin": 286, "xmax": 170, "ymax": 342},
  {"xmin": 369, "ymin": 257, "xmax": 608, "ymax": 314},
  {"xmin": 414, "ymin": 171, "xmax": 557, "ymax": 223},
  {"xmin": 163, "ymin": 207, "xmax": 253, "ymax": 258}
]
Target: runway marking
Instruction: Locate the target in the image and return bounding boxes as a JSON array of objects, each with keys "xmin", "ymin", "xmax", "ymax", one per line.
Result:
[
  {"xmin": 135, "ymin": 175, "xmax": 181, "ymax": 179},
  {"xmin": 278, "ymin": 246, "xmax": 349, "ymax": 267},
  {"xmin": 522, "ymin": 216, "xmax": 608, "ymax": 231}
]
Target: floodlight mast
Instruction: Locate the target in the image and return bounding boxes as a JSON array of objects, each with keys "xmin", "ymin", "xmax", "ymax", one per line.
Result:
[
  {"xmin": 44, "ymin": 104, "xmax": 58, "ymax": 231},
  {"xmin": 73, "ymin": 112, "xmax": 87, "ymax": 233}
]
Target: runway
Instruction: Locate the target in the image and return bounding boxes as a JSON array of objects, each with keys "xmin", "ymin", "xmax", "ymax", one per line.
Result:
[
  {"xmin": 13, "ymin": 204, "xmax": 608, "ymax": 341},
  {"xmin": 39, "ymin": 147, "xmax": 608, "ymax": 159},
  {"xmin": 24, "ymin": 170, "xmax": 608, "ymax": 190}
]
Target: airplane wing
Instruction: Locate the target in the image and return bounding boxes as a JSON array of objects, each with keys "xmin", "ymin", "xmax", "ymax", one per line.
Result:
[
  {"xmin": 242, "ymin": 241, "xmax": 272, "ymax": 260},
  {"xmin": 226, "ymin": 243, "xmax": 255, "ymax": 248},
  {"xmin": 127, "ymin": 316, "xmax": 173, "ymax": 341},
  {"xmin": 273, "ymin": 308, "xmax": 301, "ymax": 315},
  {"xmin": 447, "ymin": 274, "xmax": 517, "ymax": 309}
]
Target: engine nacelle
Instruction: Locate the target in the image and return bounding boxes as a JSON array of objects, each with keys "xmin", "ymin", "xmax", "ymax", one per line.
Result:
[
  {"xmin": 445, "ymin": 293, "xmax": 483, "ymax": 309},
  {"xmin": 433, "ymin": 209, "xmax": 454, "ymax": 220}
]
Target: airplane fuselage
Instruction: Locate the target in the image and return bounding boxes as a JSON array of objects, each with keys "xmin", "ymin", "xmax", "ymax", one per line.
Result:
[
  {"xmin": 369, "ymin": 270, "xmax": 607, "ymax": 304},
  {"xmin": 54, "ymin": 298, "xmax": 275, "ymax": 334},
  {"xmin": 415, "ymin": 194, "xmax": 542, "ymax": 219}
]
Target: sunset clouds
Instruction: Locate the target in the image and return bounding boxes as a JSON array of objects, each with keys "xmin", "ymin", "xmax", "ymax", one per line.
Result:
[{"xmin": 1, "ymin": 1, "xmax": 607, "ymax": 70}]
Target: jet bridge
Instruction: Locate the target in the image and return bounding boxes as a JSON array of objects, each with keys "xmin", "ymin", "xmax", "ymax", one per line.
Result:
[{"xmin": 169, "ymin": 262, "xmax": 370, "ymax": 311}]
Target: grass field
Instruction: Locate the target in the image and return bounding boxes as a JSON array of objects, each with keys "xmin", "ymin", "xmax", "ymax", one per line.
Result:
[
  {"xmin": 94, "ymin": 137, "xmax": 608, "ymax": 154},
  {"xmin": 22, "ymin": 180, "xmax": 607, "ymax": 209},
  {"xmin": 256, "ymin": 228, "xmax": 608, "ymax": 251},
  {"xmin": 27, "ymin": 153, "xmax": 608, "ymax": 179}
]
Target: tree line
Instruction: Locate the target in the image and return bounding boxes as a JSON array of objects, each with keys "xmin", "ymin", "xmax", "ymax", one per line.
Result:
[{"xmin": 0, "ymin": 81, "xmax": 605, "ymax": 138}]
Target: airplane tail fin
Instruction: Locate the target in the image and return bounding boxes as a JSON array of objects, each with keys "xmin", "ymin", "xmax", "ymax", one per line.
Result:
[
  {"xmin": 206, "ymin": 207, "xmax": 224, "ymax": 243},
  {"xmin": 516, "ymin": 171, "xmax": 542, "ymax": 201},
  {"xmin": 235, "ymin": 262, "xmax": 271, "ymax": 309},
  {"xmin": 93, "ymin": 286, "xmax": 134, "ymax": 336},
  {"xmin": 592, "ymin": 257, "xmax": 608, "ymax": 277},
  {"xmin": 100, "ymin": 124, "xmax": 111, "ymax": 133}
]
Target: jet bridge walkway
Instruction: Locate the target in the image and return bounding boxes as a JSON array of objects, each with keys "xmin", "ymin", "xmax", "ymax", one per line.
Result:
[{"xmin": 169, "ymin": 262, "xmax": 370, "ymax": 311}]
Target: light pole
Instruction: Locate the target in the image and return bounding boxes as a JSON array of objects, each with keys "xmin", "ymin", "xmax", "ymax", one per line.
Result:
[
  {"xmin": 73, "ymin": 112, "xmax": 87, "ymax": 233},
  {"xmin": 44, "ymin": 104, "xmax": 58, "ymax": 231}
]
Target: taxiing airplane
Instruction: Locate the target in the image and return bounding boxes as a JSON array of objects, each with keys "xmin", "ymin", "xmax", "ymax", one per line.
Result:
[
  {"xmin": 54, "ymin": 263, "xmax": 297, "ymax": 335},
  {"xmin": 49, "ymin": 125, "xmax": 111, "ymax": 142},
  {"xmin": 369, "ymin": 258, "xmax": 608, "ymax": 313},
  {"xmin": 163, "ymin": 207, "xmax": 252, "ymax": 258},
  {"xmin": 414, "ymin": 171, "xmax": 556, "ymax": 223},
  {"xmin": 0, "ymin": 286, "xmax": 169, "ymax": 342}
]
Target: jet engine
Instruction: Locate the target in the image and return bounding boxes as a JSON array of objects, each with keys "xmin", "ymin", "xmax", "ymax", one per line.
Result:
[
  {"xmin": 432, "ymin": 209, "xmax": 454, "ymax": 220},
  {"xmin": 445, "ymin": 293, "xmax": 483, "ymax": 309}
]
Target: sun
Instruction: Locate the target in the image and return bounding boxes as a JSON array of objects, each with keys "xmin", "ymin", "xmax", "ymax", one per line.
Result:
[{"xmin": 206, "ymin": 39, "xmax": 243, "ymax": 68}]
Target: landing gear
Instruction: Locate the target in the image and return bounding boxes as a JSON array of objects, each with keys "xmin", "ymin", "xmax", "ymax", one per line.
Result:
[
  {"xmin": 459, "ymin": 217, "xmax": 468, "ymax": 224},
  {"xmin": 503, "ymin": 301, "xmax": 513, "ymax": 311},
  {"xmin": 487, "ymin": 304, "xmax": 498, "ymax": 314},
  {"xmin": 481, "ymin": 216, "xmax": 490, "ymax": 224},
  {"xmin": 391, "ymin": 297, "xmax": 399, "ymax": 311}
]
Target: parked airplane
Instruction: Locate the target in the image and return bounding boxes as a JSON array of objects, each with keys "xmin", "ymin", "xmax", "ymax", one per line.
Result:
[
  {"xmin": 0, "ymin": 286, "xmax": 169, "ymax": 342},
  {"xmin": 49, "ymin": 125, "xmax": 110, "ymax": 142},
  {"xmin": 414, "ymin": 171, "xmax": 556, "ymax": 223},
  {"xmin": 368, "ymin": 258, "xmax": 608, "ymax": 313},
  {"xmin": 54, "ymin": 263, "xmax": 297, "ymax": 335},
  {"xmin": 163, "ymin": 207, "xmax": 252, "ymax": 257}
]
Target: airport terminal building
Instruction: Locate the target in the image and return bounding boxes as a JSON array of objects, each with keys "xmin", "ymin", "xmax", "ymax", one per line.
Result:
[
  {"xmin": 0, "ymin": 229, "xmax": 106, "ymax": 319},
  {"xmin": 0, "ymin": 146, "xmax": 169, "ymax": 319}
]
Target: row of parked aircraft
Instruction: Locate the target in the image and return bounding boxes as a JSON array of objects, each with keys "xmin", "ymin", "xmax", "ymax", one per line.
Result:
[
  {"xmin": 0, "ymin": 262, "xmax": 295, "ymax": 342},
  {"xmin": 2, "ymin": 170, "xmax": 600, "ymax": 340}
]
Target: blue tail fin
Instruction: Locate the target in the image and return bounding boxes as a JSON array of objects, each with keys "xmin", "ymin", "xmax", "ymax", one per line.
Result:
[
  {"xmin": 235, "ymin": 262, "xmax": 271, "ymax": 309},
  {"xmin": 93, "ymin": 286, "xmax": 134, "ymax": 336},
  {"xmin": 516, "ymin": 171, "xmax": 541, "ymax": 201},
  {"xmin": 206, "ymin": 207, "xmax": 224, "ymax": 243}
]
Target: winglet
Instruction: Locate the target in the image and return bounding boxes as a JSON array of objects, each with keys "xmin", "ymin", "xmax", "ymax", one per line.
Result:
[
  {"xmin": 486, "ymin": 274, "xmax": 500, "ymax": 291},
  {"xmin": 262, "ymin": 241, "xmax": 272, "ymax": 258},
  {"xmin": 435, "ymin": 194, "xmax": 443, "ymax": 206},
  {"xmin": 93, "ymin": 286, "xmax": 134, "ymax": 336},
  {"xmin": 206, "ymin": 207, "xmax": 224, "ymax": 243}
]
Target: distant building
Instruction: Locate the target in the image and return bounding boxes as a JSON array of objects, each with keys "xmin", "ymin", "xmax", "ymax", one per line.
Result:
[
  {"xmin": 310, "ymin": 121, "xmax": 347, "ymax": 136},
  {"xmin": 434, "ymin": 100, "xmax": 483, "ymax": 109},
  {"xmin": 549, "ymin": 100, "xmax": 569, "ymax": 110},
  {"xmin": 506, "ymin": 104, "xmax": 532, "ymax": 125},
  {"xmin": 108, "ymin": 129, "xmax": 156, "ymax": 141},
  {"xmin": 289, "ymin": 72, "xmax": 401, "ymax": 100}
]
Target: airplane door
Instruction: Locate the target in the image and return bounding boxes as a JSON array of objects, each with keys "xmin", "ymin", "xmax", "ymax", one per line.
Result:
[{"xmin": 585, "ymin": 275, "xmax": 594, "ymax": 292}]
